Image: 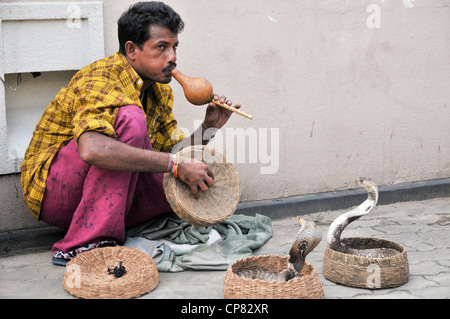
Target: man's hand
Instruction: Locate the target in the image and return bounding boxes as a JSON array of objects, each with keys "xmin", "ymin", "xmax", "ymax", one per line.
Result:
[
  {"xmin": 203, "ymin": 95, "xmax": 241, "ymax": 129},
  {"xmin": 177, "ymin": 156, "xmax": 214, "ymax": 199}
]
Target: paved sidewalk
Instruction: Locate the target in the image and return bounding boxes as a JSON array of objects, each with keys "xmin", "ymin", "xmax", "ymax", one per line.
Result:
[{"xmin": 0, "ymin": 197, "xmax": 449, "ymax": 299}]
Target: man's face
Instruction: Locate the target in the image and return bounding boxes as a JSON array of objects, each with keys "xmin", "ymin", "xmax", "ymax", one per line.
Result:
[{"xmin": 129, "ymin": 25, "xmax": 179, "ymax": 84}]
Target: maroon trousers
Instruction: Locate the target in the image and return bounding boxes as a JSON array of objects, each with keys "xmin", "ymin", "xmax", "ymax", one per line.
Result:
[{"xmin": 40, "ymin": 105, "xmax": 173, "ymax": 254}]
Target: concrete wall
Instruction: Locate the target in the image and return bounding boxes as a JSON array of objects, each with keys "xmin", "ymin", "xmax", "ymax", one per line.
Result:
[
  {"xmin": 1, "ymin": 0, "xmax": 449, "ymax": 232},
  {"xmin": 0, "ymin": 1, "xmax": 104, "ymax": 173}
]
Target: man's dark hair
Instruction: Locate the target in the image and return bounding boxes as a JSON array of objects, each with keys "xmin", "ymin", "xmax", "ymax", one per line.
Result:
[{"xmin": 118, "ymin": 1, "xmax": 184, "ymax": 55}]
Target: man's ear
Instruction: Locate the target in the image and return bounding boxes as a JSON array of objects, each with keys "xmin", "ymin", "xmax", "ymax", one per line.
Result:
[{"xmin": 124, "ymin": 41, "xmax": 138, "ymax": 60}]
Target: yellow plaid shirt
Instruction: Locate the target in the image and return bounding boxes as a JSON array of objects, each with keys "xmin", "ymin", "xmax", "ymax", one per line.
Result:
[{"xmin": 21, "ymin": 52, "xmax": 185, "ymax": 219}]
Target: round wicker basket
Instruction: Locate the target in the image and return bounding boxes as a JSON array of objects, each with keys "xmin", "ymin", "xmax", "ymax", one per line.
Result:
[
  {"xmin": 163, "ymin": 145, "xmax": 240, "ymax": 227},
  {"xmin": 223, "ymin": 255, "xmax": 325, "ymax": 299},
  {"xmin": 63, "ymin": 246, "xmax": 159, "ymax": 299},
  {"xmin": 323, "ymin": 237, "xmax": 410, "ymax": 289}
]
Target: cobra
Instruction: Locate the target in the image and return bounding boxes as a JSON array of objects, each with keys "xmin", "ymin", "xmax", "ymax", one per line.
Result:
[
  {"xmin": 237, "ymin": 216, "xmax": 322, "ymax": 282},
  {"xmin": 326, "ymin": 178, "xmax": 398, "ymax": 258}
]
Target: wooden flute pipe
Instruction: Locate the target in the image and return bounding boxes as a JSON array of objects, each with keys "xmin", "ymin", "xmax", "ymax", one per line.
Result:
[{"xmin": 170, "ymin": 68, "xmax": 253, "ymax": 120}]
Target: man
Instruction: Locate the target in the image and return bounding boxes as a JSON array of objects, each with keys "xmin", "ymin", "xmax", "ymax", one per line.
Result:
[{"xmin": 20, "ymin": 1, "xmax": 240, "ymax": 265}]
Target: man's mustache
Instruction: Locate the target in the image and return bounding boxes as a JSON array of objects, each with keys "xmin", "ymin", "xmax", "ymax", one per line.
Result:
[{"xmin": 163, "ymin": 62, "xmax": 177, "ymax": 73}]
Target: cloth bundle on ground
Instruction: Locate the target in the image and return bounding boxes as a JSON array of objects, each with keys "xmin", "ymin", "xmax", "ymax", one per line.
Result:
[{"xmin": 124, "ymin": 213, "xmax": 272, "ymax": 272}]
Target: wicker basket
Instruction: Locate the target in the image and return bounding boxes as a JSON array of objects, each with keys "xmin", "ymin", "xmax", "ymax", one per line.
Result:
[
  {"xmin": 63, "ymin": 246, "xmax": 159, "ymax": 299},
  {"xmin": 163, "ymin": 145, "xmax": 240, "ymax": 227},
  {"xmin": 223, "ymin": 255, "xmax": 325, "ymax": 299},
  {"xmin": 323, "ymin": 237, "xmax": 410, "ymax": 289}
]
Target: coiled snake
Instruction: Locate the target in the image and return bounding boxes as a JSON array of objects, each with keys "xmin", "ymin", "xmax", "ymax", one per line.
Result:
[
  {"xmin": 326, "ymin": 178, "xmax": 398, "ymax": 258},
  {"xmin": 237, "ymin": 216, "xmax": 322, "ymax": 282}
]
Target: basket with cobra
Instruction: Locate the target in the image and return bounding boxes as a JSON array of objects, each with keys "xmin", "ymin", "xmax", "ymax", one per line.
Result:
[
  {"xmin": 63, "ymin": 246, "xmax": 159, "ymax": 299},
  {"xmin": 223, "ymin": 217, "xmax": 325, "ymax": 299},
  {"xmin": 223, "ymin": 255, "xmax": 324, "ymax": 299},
  {"xmin": 163, "ymin": 145, "xmax": 240, "ymax": 227},
  {"xmin": 323, "ymin": 178, "xmax": 410, "ymax": 289},
  {"xmin": 323, "ymin": 237, "xmax": 409, "ymax": 289}
]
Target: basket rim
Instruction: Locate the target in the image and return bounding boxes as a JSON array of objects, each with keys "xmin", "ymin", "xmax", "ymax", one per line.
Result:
[
  {"xmin": 163, "ymin": 145, "xmax": 240, "ymax": 226},
  {"xmin": 227, "ymin": 254, "xmax": 316, "ymax": 284},
  {"xmin": 326, "ymin": 237, "xmax": 407, "ymax": 261}
]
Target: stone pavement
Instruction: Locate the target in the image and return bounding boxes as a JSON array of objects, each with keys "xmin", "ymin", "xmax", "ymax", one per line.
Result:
[{"xmin": 0, "ymin": 197, "xmax": 449, "ymax": 299}]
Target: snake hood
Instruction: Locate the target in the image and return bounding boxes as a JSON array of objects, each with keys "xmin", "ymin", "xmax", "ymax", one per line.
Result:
[
  {"xmin": 284, "ymin": 216, "xmax": 322, "ymax": 278},
  {"xmin": 237, "ymin": 216, "xmax": 322, "ymax": 282}
]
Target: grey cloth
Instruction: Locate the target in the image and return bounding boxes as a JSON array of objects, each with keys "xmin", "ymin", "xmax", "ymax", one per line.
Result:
[
  {"xmin": 124, "ymin": 213, "xmax": 272, "ymax": 272},
  {"xmin": 123, "ymin": 237, "xmax": 175, "ymax": 272}
]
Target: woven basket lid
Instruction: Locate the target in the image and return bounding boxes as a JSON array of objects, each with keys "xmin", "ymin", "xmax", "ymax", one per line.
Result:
[
  {"xmin": 163, "ymin": 145, "xmax": 240, "ymax": 227},
  {"xmin": 63, "ymin": 246, "xmax": 159, "ymax": 299}
]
